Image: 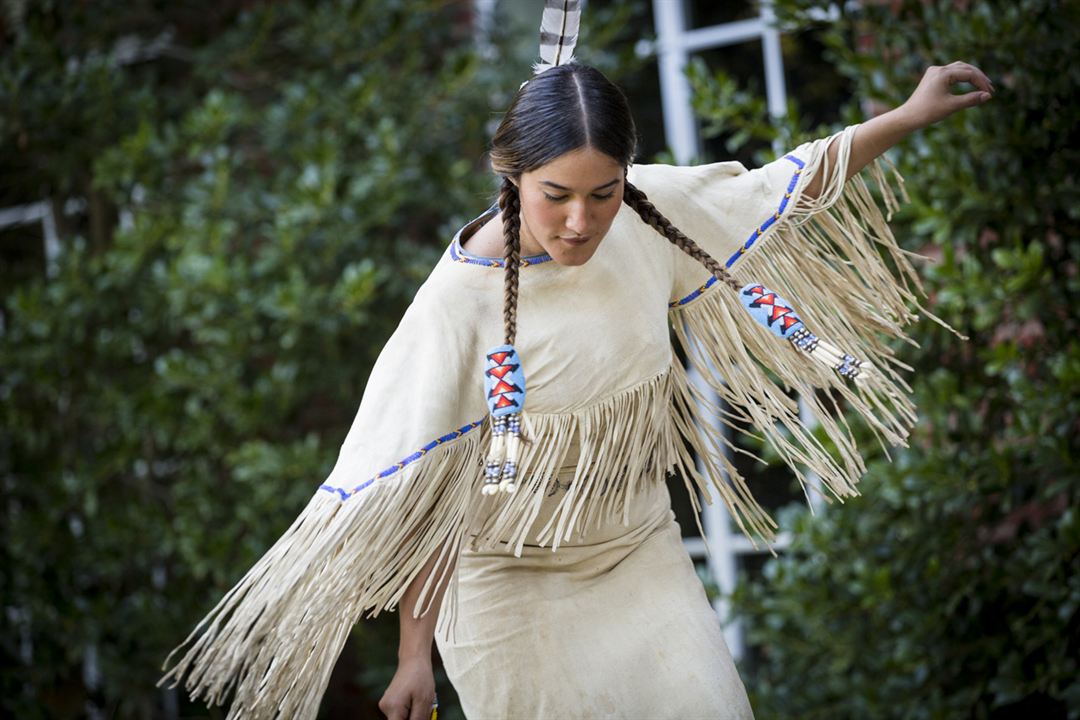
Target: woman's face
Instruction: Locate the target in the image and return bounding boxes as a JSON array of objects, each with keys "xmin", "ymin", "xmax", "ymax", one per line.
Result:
[{"xmin": 511, "ymin": 146, "xmax": 625, "ymax": 266}]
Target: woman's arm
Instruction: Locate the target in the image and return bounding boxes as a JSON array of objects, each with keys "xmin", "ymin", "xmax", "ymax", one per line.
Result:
[
  {"xmin": 379, "ymin": 544, "xmax": 457, "ymax": 720},
  {"xmin": 802, "ymin": 61, "xmax": 994, "ymax": 199}
]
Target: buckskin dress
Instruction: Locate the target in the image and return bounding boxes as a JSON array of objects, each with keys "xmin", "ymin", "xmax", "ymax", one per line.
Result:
[{"xmin": 160, "ymin": 124, "xmax": 951, "ymax": 719}]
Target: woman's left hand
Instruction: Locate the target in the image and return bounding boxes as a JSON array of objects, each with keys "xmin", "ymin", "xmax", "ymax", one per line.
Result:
[
  {"xmin": 803, "ymin": 61, "xmax": 994, "ymax": 199},
  {"xmin": 899, "ymin": 61, "xmax": 995, "ymax": 129}
]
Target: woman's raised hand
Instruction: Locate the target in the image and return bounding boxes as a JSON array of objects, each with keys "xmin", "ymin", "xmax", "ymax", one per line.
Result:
[
  {"xmin": 803, "ymin": 60, "xmax": 995, "ymax": 197},
  {"xmin": 899, "ymin": 61, "xmax": 994, "ymax": 129}
]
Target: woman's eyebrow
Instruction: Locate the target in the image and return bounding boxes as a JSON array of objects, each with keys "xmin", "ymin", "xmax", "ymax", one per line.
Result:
[{"xmin": 539, "ymin": 178, "xmax": 621, "ymax": 192}]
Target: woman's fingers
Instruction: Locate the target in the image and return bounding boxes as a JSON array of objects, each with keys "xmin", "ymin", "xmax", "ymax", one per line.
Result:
[
  {"xmin": 941, "ymin": 62, "xmax": 993, "ymax": 111},
  {"xmin": 408, "ymin": 693, "xmax": 436, "ymax": 720},
  {"xmin": 380, "ymin": 692, "xmax": 434, "ymax": 720},
  {"xmin": 382, "ymin": 699, "xmax": 406, "ymax": 716},
  {"xmin": 380, "ymin": 659, "xmax": 436, "ymax": 720},
  {"xmin": 379, "ymin": 692, "xmax": 412, "ymax": 720},
  {"xmin": 949, "ymin": 88, "xmax": 991, "ymax": 112},
  {"xmin": 943, "ymin": 61, "xmax": 994, "ymax": 94},
  {"xmin": 904, "ymin": 61, "xmax": 993, "ymax": 125},
  {"xmin": 378, "ymin": 699, "xmax": 405, "ymax": 720}
]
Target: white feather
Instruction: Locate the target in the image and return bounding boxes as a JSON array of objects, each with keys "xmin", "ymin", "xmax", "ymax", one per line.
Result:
[{"xmin": 533, "ymin": 0, "xmax": 581, "ymax": 75}]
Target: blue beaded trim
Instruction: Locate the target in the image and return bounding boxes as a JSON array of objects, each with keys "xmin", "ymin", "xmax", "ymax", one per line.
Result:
[
  {"xmin": 450, "ymin": 204, "xmax": 553, "ymax": 268},
  {"xmin": 669, "ymin": 154, "xmax": 805, "ymax": 309},
  {"xmin": 319, "ymin": 419, "xmax": 485, "ymax": 500},
  {"xmin": 670, "ymin": 275, "xmax": 719, "ymax": 308},
  {"xmin": 451, "ymin": 242, "xmax": 554, "ymax": 268}
]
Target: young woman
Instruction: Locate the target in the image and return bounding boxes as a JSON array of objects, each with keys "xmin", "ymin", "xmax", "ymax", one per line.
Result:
[{"xmin": 160, "ymin": 53, "xmax": 991, "ymax": 720}]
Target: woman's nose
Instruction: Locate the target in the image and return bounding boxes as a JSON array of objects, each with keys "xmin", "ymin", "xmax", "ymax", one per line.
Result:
[{"xmin": 565, "ymin": 203, "xmax": 588, "ymax": 234}]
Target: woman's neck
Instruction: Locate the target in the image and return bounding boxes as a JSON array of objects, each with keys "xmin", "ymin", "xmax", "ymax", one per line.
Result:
[{"xmin": 461, "ymin": 208, "xmax": 545, "ymax": 257}]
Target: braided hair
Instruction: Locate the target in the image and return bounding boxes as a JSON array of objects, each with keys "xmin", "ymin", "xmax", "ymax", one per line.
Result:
[
  {"xmin": 498, "ymin": 177, "xmax": 522, "ymax": 345},
  {"xmin": 489, "ymin": 63, "xmax": 742, "ymax": 345},
  {"xmin": 621, "ymin": 182, "xmax": 742, "ymax": 293}
]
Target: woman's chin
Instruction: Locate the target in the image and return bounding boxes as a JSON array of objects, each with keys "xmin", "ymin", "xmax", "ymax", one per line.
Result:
[
  {"xmin": 552, "ymin": 252, "xmax": 595, "ymax": 267},
  {"xmin": 549, "ymin": 240, "xmax": 602, "ymax": 266}
]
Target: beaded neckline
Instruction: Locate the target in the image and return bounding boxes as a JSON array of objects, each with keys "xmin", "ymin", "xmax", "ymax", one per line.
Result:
[{"xmin": 449, "ymin": 204, "xmax": 554, "ymax": 268}]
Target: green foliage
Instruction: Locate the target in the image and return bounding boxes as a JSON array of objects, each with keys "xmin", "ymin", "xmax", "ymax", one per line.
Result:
[
  {"xmin": 8, "ymin": 0, "xmax": 1077, "ymax": 718},
  {"xmin": 688, "ymin": 1, "xmax": 1080, "ymax": 718},
  {"xmin": 0, "ymin": 1, "xmax": 520, "ymax": 717}
]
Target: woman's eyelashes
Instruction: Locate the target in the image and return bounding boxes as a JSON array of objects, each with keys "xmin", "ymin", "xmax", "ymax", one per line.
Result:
[{"xmin": 542, "ymin": 191, "xmax": 617, "ymax": 202}]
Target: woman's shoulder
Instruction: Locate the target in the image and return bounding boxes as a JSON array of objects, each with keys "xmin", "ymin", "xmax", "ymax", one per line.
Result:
[
  {"xmin": 627, "ymin": 160, "xmax": 749, "ymax": 197},
  {"xmin": 458, "ymin": 207, "xmax": 504, "ymax": 258},
  {"xmin": 401, "ymin": 237, "xmax": 506, "ymax": 348}
]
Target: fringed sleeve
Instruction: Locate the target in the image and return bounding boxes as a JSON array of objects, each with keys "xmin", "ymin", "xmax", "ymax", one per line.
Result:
[
  {"xmin": 632, "ymin": 124, "xmax": 958, "ymax": 550},
  {"xmin": 157, "ymin": 269, "xmax": 488, "ymax": 719}
]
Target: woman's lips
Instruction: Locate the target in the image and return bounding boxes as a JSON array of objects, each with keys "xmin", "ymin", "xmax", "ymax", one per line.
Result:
[{"xmin": 559, "ymin": 235, "xmax": 591, "ymax": 246}]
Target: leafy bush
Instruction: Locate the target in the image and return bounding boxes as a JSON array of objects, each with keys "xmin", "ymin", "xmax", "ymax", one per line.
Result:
[
  {"xmin": 1, "ymin": 1, "xmax": 517, "ymax": 717},
  {"xmin": 0, "ymin": 1, "xmax": 649, "ymax": 716},
  {"xmin": 686, "ymin": 1, "xmax": 1080, "ymax": 718}
]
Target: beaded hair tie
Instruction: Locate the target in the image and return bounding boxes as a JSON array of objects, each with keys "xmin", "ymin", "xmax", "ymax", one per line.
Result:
[{"xmin": 481, "ymin": 345, "xmax": 526, "ymax": 494}]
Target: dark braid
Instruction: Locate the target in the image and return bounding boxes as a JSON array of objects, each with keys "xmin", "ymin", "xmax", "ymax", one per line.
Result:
[
  {"xmin": 498, "ymin": 177, "xmax": 522, "ymax": 346},
  {"xmin": 623, "ymin": 180, "xmax": 742, "ymax": 293}
]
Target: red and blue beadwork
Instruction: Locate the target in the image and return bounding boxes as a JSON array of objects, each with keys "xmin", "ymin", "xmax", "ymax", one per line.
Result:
[
  {"xmin": 484, "ymin": 344, "xmax": 526, "ymax": 417},
  {"xmin": 483, "ymin": 344, "xmax": 526, "ymax": 494},
  {"xmin": 739, "ymin": 283, "xmax": 864, "ymax": 380},
  {"xmin": 739, "ymin": 283, "xmax": 807, "ymax": 339}
]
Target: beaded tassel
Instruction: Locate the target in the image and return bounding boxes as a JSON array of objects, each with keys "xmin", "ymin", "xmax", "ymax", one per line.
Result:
[
  {"xmin": 500, "ymin": 414, "xmax": 521, "ymax": 492},
  {"xmin": 739, "ymin": 283, "xmax": 875, "ymax": 382},
  {"xmin": 482, "ymin": 344, "xmax": 526, "ymax": 495},
  {"xmin": 483, "ymin": 416, "xmax": 507, "ymax": 494}
]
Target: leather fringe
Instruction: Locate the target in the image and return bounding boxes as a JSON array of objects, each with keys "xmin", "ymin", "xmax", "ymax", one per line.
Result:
[
  {"xmin": 668, "ymin": 137, "xmax": 960, "ymax": 551},
  {"xmin": 158, "ymin": 432, "xmax": 485, "ymax": 719}
]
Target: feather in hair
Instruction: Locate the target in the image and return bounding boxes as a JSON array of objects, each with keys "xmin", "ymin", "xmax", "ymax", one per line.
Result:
[{"xmin": 533, "ymin": 0, "xmax": 581, "ymax": 74}]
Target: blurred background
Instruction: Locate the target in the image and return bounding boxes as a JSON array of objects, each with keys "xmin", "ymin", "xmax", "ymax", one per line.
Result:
[{"xmin": 1, "ymin": 0, "xmax": 1077, "ymax": 718}]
